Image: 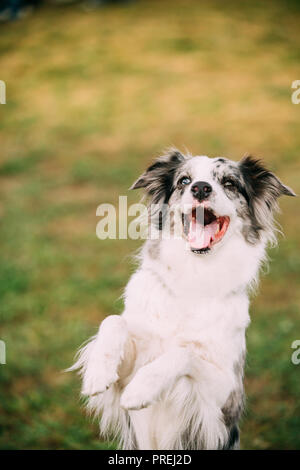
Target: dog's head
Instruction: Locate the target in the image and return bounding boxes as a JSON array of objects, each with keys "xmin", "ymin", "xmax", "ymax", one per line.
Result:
[{"xmin": 131, "ymin": 149, "xmax": 295, "ymax": 254}]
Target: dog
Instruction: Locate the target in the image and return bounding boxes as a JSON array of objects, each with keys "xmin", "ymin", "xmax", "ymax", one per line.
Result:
[{"xmin": 70, "ymin": 149, "xmax": 295, "ymax": 450}]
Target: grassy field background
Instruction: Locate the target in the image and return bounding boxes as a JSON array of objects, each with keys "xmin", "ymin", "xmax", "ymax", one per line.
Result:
[{"xmin": 0, "ymin": 0, "xmax": 299, "ymax": 449}]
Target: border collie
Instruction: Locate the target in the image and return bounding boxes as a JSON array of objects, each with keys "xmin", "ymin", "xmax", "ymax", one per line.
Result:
[{"xmin": 70, "ymin": 149, "xmax": 295, "ymax": 450}]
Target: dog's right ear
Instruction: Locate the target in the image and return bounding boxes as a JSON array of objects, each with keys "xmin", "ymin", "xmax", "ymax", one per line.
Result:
[{"xmin": 130, "ymin": 149, "xmax": 186, "ymax": 203}]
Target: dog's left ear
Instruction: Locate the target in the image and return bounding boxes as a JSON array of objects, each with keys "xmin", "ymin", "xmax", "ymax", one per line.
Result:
[
  {"xmin": 130, "ymin": 149, "xmax": 186, "ymax": 203},
  {"xmin": 239, "ymin": 155, "xmax": 295, "ymax": 243},
  {"xmin": 239, "ymin": 155, "xmax": 296, "ymax": 208}
]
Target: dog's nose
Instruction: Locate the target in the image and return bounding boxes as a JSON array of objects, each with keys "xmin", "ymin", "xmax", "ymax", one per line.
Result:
[{"xmin": 191, "ymin": 181, "xmax": 212, "ymax": 201}]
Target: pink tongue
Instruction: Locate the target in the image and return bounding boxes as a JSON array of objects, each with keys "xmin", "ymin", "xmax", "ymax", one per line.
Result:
[{"xmin": 188, "ymin": 220, "xmax": 218, "ymax": 249}]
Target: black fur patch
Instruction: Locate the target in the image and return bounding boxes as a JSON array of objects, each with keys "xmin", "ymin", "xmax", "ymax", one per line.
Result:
[
  {"xmin": 222, "ymin": 425, "xmax": 240, "ymax": 450},
  {"xmin": 213, "ymin": 159, "xmax": 249, "ymax": 203},
  {"xmin": 240, "ymin": 155, "xmax": 295, "ymax": 201},
  {"xmin": 222, "ymin": 388, "xmax": 244, "ymax": 429},
  {"xmin": 131, "ymin": 149, "xmax": 186, "ymax": 230},
  {"xmin": 130, "ymin": 149, "xmax": 186, "ymax": 204},
  {"xmin": 221, "ymin": 353, "xmax": 245, "ymax": 450},
  {"xmin": 238, "ymin": 155, "xmax": 295, "ymax": 243}
]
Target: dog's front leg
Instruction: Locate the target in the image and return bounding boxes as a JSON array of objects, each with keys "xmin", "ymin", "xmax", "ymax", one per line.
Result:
[
  {"xmin": 120, "ymin": 347, "xmax": 194, "ymax": 410},
  {"xmin": 71, "ymin": 315, "xmax": 133, "ymax": 396}
]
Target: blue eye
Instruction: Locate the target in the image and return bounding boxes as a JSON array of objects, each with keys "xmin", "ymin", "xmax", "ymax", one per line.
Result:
[{"xmin": 179, "ymin": 176, "xmax": 191, "ymax": 186}]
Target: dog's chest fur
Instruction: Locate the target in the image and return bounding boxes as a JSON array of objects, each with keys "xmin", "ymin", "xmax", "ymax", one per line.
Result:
[{"xmin": 124, "ymin": 234, "xmax": 262, "ymax": 347}]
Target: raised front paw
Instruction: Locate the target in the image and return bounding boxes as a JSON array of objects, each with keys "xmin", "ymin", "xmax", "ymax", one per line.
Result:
[
  {"xmin": 82, "ymin": 362, "xmax": 119, "ymax": 396},
  {"xmin": 120, "ymin": 367, "xmax": 162, "ymax": 410},
  {"xmin": 81, "ymin": 315, "xmax": 129, "ymax": 396}
]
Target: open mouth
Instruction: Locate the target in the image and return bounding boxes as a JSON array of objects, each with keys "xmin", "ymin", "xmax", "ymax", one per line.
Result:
[{"xmin": 182, "ymin": 206, "xmax": 230, "ymax": 254}]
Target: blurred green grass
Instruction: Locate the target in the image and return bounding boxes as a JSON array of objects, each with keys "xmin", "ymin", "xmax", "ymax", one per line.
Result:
[{"xmin": 0, "ymin": 0, "xmax": 299, "ymax": 450}]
